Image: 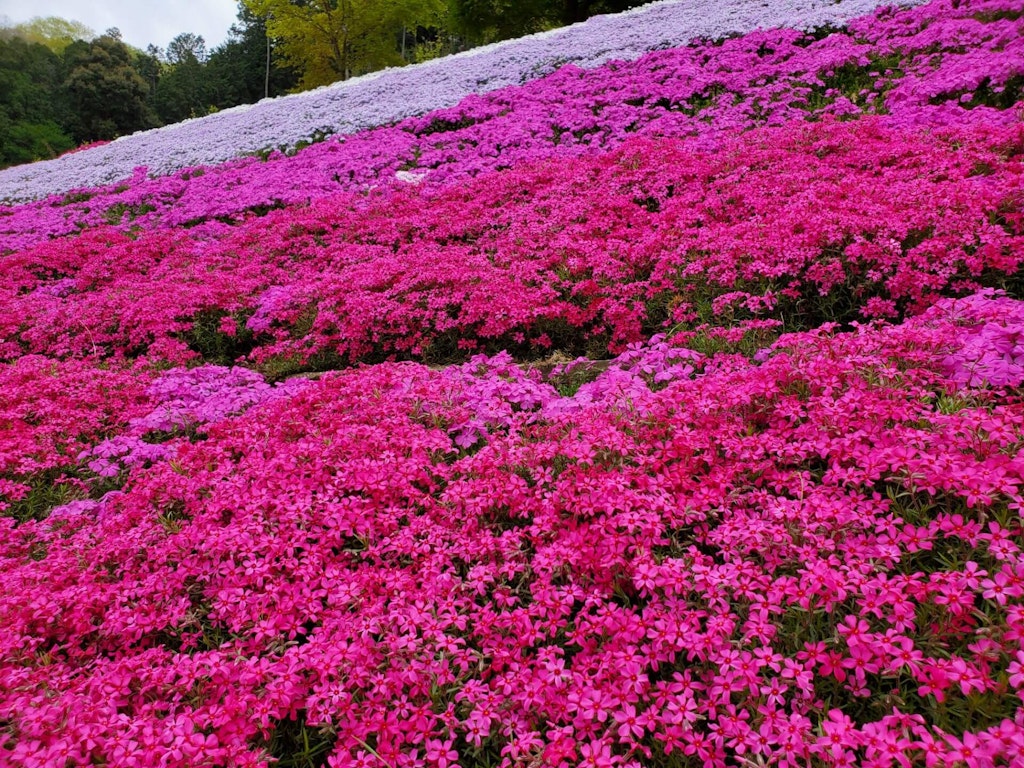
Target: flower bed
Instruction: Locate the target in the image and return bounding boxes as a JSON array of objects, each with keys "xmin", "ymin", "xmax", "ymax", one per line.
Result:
[
  {"xmin": 0, "ymin": 0, "xmax": 920, "ymax": 203},
  {"xmin": 3, "ymin": 292, "xmax": 1024, "ymax": 766},
  {"xmin": 1, "ymin": 0, "xmax": 1024, "ymax": 765},
  {"xmin": 4, "ymin": 0, "xmax": 1022, "ymax": 252},
  {"xmin": 1, "ymin": 119, "xmax": 1021, "ymax": 373}
]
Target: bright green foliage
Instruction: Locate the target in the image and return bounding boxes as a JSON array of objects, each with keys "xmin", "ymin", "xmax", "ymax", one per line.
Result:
[
  {"xmin": 0, "ymin": 119, "xmax": 75, "ymax": 166},
  {"xmin": 243, "ymin": 0, "xmax": 447, "ymax": 88},
  {"xmin": 0, "ymin": 15, "xmax": 95, "ymax": 53}
]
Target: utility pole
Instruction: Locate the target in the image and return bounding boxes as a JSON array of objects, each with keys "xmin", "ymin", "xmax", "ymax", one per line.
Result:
[{"xmin": 264, "ymin": 13, "xmax": 272, "ymax": 99}]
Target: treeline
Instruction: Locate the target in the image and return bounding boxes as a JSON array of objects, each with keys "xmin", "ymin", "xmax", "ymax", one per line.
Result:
[
  {"xmin": 0, "ymin": 10, "xmax": 297, "ymax": 169},
  {"xmin": 0, "ymin": 0, "xmax": 643, "ymax": 170}
]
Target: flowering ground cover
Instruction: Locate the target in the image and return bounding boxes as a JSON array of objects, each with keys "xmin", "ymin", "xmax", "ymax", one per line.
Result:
[
  {"xmin": 1, "ymin": 118, "xmax": 1021, "ymax": 374},
  {"xmin": 3, "ymin": 0, "xmax": 1024, "ymax": 766},
  {"xmin": 5, "ymin": 293, "xmax": 1024, "ymax": 767},
  {"xmin": 3, "ymin": 0, "xmax": 1023, "ymax": 250},
  {"xmin": 0, "ymin": 0, "xmax": 918, "ymax": 202}
]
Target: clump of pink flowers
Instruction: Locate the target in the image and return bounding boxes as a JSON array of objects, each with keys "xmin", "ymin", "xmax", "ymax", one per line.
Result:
[
  {"xmin": 938, "ymin": 291, "xmax": 1024, "ymax": 388},
  {"xmin": 80, "ymin": 365, "xmax": 308, "ymax": 478}
]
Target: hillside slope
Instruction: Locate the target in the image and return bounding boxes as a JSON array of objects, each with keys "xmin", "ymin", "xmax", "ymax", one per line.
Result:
[{"xmin": 1, "ymin": 1, "xmax": 1024, "ymax": 767}]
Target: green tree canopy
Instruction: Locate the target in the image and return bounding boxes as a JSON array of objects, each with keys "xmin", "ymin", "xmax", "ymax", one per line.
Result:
[
  {"xmin": 0, "ymin": 15, "xmax": 95, "ymax": 53},
  {"xmin": 447, "ymin": 0, "xmax": 645, "ymax": 45},
  {"xmin": 0, "ymin": 36, "xmax": 74, "ymax": 166},
  {"xmin": 205, "ymin": 6, "xmax": 298, "ymax": 105},
  {"xmin": 166, "ymin": 32, "xmax": 207, "ymax": 65},
  {"xmin": 243, "ymin": 0, "xmax": 446, "ymax": 89},
  {"xmin": 153, "ymin": 32, "xmax": 211, "ymax": 123},
  {"xmin": 62, "ymin": 34, "xmax": 158, "ymax": 141}
]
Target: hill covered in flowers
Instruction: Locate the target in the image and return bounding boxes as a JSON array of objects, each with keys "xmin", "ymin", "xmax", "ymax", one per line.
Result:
[
  {"xmin": 1, "ymin": 0, "xmax": 1024, "ymax": 766},
  {"xmin": 0, "ymin": 0, "xmax": 927, "ymax": 203}
]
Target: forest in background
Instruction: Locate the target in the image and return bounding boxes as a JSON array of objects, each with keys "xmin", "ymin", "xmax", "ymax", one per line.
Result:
[{"xmin": 0, "ymin": 0, "xmax": 644, "ymax": 170}]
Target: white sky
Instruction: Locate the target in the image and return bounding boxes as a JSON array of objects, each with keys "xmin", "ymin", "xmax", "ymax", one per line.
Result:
[{"xmin": 0, "ymin": 0, "xmax": 240, "ymax": 51}]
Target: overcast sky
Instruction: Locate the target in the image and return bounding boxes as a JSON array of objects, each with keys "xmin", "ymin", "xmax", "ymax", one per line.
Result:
[{"xmin": 0, "ymin": 0, "xmax": 241, "ymax": 51}]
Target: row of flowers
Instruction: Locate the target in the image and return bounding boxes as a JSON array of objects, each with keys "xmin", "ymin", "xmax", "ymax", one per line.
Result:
[
  {"xmin": 1, "ymin": 118, "xmax": 1020, "ymax": 372},
  {"xmin": 11, "ymin": 0, "xmax": 1024, "ymax": 250},
  {"xmin": 0, "ymin": 0, "xmax": 912, "ymax": 204}
]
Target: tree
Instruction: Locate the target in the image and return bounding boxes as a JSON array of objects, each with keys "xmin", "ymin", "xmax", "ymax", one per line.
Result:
[
  {"xmin": 0, "ymin": 118, "xmax": 75, "ymax": 166},
  {"xmin": 166, "ymin": 32, "xmax": 207, "ymax": 65},
  {"xmin": 446, "ymin": 0, "xmax": 550, "ymax": 44},
  {"xmin": 446, "ymin": 0, "xmax": 645, "ymax": 46},
  {"xmin": 135, "ymin": 44, "xmax": 163, "ymax": 108},
  {"xmin": 1, "ymin": 16, "xmax": 95, "ymax": 53},
  {"xmin": 153, "ymin": 32, "xmax": 211, "ymax": 123},
  {"xmin": 205, "ymin": 5, "xmax": 298, "ymax": 106},
  {"xmin": 243, "ymin": 0, "xmax": 446, "ymax": 89},
  {"xmin": 62, "ymin": 34, "xmax": 158, "ymax": 141},
  {"xmin": 0, "ymin": 36, "xmax": 74, "ymax": 167}
]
